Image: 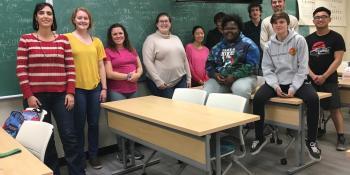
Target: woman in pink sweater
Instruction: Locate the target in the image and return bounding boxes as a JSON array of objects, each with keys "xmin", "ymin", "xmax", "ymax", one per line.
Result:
[{"xmin": 185, "ymin": 26, "xmax": 209, "ymax": 87}]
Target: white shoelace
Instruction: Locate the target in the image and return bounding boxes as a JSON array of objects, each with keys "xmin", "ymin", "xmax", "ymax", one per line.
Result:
[{"xmin": 310, "ymin": 142, "xmax": 320, "ymax": 153}]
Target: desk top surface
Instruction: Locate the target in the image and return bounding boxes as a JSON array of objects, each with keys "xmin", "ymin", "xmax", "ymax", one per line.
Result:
[
  {"xmin": 338, "ymin": 79, "xmax": 350, "ymax": 88},
  {"xmin": 101, "ymin": 96, "xmax": 259, "ymax": 136},
  {"xmin": 268, "ymin": 92, "xmax": 331, "ymax": 105},
  {"xmin": 0, "ymin": 129, "xmax": 53, "ymax": 175}
]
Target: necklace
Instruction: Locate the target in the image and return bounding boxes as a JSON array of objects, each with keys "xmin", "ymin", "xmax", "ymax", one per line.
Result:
[{"xmin": 36, "ymin": 32, "xmax": 59, "ymax": 58}]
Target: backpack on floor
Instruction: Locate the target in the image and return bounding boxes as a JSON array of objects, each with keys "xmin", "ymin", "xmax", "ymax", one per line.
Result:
[{"xmin": 2, "ymin": 108, "xmax": 43, "ymax": 138}]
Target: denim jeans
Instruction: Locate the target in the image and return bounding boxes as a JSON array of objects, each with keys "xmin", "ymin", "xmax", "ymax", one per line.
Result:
[
  {"xmin": 108, "ymin": 90, "xmax": 139, "ymax": 101},
  {"xmin": 146, "ymin": 75, "xmax": 187, "ymax": 99},
  {"xmin": 203, "ymin": 76, "xmax": 257, "ymax": 112},
  {"xmin": 74, "ymin": 85, "xmax": 101, "ymax": 161},
  {"xmin": 23, "ymin": 92, "xmax": 85, "ymax": 175}
]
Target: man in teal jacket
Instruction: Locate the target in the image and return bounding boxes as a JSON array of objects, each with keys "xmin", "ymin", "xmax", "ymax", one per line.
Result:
[{"xmin": 204, "ymin": 14, "xmax": 260, "ymax": 112}]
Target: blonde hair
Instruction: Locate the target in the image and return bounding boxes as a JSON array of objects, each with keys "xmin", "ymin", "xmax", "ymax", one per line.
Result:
[{"xmin": 71, "ymin": 7, "xmax": 93, "ymax": 30}]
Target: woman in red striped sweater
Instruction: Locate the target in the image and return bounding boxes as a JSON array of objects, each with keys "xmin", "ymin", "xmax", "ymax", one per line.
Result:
[{"xmin": 16, "ymin": 3, "xmax": 85, "ymax": 175}]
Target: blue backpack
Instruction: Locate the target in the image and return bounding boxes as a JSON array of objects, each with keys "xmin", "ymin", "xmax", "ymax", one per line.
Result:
[{"xmin": 2, "ymin": 109, "xmax": 41, "ymax": 138}]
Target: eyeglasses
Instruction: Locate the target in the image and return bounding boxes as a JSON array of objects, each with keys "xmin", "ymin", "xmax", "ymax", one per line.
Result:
[
  {"xmin": 158, "ymin": 20, "xmax": 170, "ymax": 24},
  {"xmin": 313, "ymin": 15, "xmax": 329, "ymax": 20}
]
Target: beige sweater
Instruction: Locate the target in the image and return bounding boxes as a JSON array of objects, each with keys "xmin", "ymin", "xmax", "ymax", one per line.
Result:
[
  {"xmin": 260, "ymin": 14, "xmax": 299, "ymax": 51},
  {"xmin": 142, "ymin": 31, "xmax": 191, "ymax": 87}
]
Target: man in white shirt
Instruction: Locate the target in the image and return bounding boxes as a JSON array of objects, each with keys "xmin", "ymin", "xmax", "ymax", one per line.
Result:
[{"xmin": 260, "ymin": 0, "xmax": 299, "ymax": 51}]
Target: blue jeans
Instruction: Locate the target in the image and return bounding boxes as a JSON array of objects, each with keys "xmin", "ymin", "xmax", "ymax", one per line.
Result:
[
  {"xmin": 108, "ymin": 90, "xmax": 139, "ymax": 101},
  {"xmin": 203, "ymin": 76, "xmax": 257, "ymax": 112},
  {"xmin": 146, "ymin": 75, "xmax": 187, "ymax": 99},
  {"xmin": 23, "ymin": 92, "xmax": 85, "ymax": 175},
  {"xmin": 74, "ymin": 85, "xmax": 101, "ymax": 161}
]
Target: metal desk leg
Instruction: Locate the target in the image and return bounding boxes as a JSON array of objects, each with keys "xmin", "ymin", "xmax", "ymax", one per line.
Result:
[
  {"xmin": 216, "ymin": 133, "xmax": 221, "ymax": 175},
  {"xmin": 287, "ymin": 104, "xmax": 318, "ymax": 175},
  {"xmin": 112, "ymin": 138, "xmax": 160, "ymax": 175}
]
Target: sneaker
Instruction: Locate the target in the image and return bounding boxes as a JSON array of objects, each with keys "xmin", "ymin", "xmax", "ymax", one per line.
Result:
[
  {"xmin": 89, "ymin": 157, "xmax": 103, "ymax": 169},
  {"xmin": 336, "ymin": 136, "xmax": 347, "ymax": 151},
  {"xmin": 250, "ymin": 138, "xmax": 267, "ymax": 155},
  {"xmin": 306, "ymin": 140, "xmax": 321, "ymax": 161}
]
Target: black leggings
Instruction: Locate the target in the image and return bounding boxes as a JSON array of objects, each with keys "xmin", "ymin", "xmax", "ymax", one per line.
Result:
[{"xmin": 253, "ymin": 83, "xmax": 319, "ymax": 142}]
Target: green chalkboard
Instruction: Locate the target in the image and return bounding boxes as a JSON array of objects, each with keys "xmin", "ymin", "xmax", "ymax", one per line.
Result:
[
  {"xmin": 0, "ymin": 0, "xmax": 43, "ymax": 98},
  {"xmin": 0, "ymin": 0, "xmax": 299, "ymax": 98},
  {"xmin": 55, "ymin": 0, "xmax": 297, "ymax": 54}
]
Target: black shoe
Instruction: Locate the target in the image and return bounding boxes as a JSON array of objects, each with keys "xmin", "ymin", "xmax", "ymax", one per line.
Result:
[
  {"xmin": 134, "ymin": 149, "xmax": 144, "ymax": 160},
  {"xmin": 116, "ymin": 152, "xmax": 130, "ymax": 163},
  {"xmin": 306, "ymin": 140, "xmax": 321, "ymax": 161},
  {"xmin": 89, "ymin": 157, "xmax": 103, "ymax": 169},
  {"xmin": 250, "ymin": 138, "xmax": 267, "ymax": 155},
  {"xmin": 336, "ymin": 136, "xmax": 347, "ymax": 151}
]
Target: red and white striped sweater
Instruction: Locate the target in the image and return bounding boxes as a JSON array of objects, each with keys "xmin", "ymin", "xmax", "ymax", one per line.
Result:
[{"xmin": 16, "ymin": 33, "xmax": 75, "ymax": 99}]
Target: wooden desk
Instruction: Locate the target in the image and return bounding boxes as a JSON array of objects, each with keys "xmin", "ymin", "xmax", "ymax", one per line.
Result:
[
  {"xmin": 101, "ymin": 96, "xmax": 259, "ymax": 175},
  {"xmin": 262, "ymin": 92, "xmax": 331, "ymax": 175},
  {"xmin": 0, "ymin": 129, "xmax": 52, "ymax": 175},
  {"xmin": 338, "ymin": 79, "xmax": 350, "ymax": 105}
]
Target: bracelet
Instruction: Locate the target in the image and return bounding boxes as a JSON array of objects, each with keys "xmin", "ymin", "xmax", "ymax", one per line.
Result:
[
  {"xmin": 102, "ymin": 88, "xmax": 107, "ymax": 91},
  {"xmin": 127, "ymin": 73, "xmax": 132, "ymax": 80}
]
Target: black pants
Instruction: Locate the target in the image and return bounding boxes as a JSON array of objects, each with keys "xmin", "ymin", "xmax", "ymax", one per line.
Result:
[{"xmin": 253, "ymin": 83, "xmax": 319, "ymax": 142}]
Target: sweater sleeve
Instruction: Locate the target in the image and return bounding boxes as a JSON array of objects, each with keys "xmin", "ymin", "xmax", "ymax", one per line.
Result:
[
  {"xmin": 62, "ymin": 36, "xmax": 76, "ymax": 95},
  {"xmin": 16, "ymin": 35, "xmax": 32, "ymax": 99},
  {"xmin": 206, "ymin": 46, "xmax": 218, "ymax": 78},
  {"xmin": 142, "ymin": 35, "xmax": 164, "ymax": 87},
  {"xmin": 289, "ymin": 37, "xmax": 308, "ymax": 93},
  {"xmin": 262, "ymin": 46, "xmax": 279, "ymax": 90}
]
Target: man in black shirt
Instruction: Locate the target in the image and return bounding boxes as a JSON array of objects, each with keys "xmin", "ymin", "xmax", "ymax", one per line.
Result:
[
  {"xmin": 306, "ymin": 7, "xmax": 347, "ymax": 151},
  {"xmin": 243, "ymin": 3, "xmax": 262, "ymax": 74},
  {"xmin": 205, "ymin": 12, "xmax": 225, "ymax": 50}
]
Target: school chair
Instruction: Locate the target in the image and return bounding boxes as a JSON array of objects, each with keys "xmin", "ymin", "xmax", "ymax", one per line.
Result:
[
  {"xmin": 15, "ymin": 120, "xmax": 54, "ymax": 161},
  {"xmin": 172, "ymin": 88, "xmax": 208, "ymax": 105},
  {"xmin": 205, "ymin": 93, "xmax": 252, "ymax": 175}
]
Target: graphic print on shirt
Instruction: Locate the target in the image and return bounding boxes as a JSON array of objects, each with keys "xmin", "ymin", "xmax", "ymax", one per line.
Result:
[
  {"xmin": 221, "ymin": 48, "xmax": 236, "ymax": 65},
  {"xmin": 310, "ymin": 41, "xmax": 330, "ymax": 57}
]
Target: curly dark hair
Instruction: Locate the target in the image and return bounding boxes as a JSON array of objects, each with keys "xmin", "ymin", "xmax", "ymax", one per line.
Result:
[{"xmin": 221, "ymin": 14, "xmax": 243, "ymax": 31}]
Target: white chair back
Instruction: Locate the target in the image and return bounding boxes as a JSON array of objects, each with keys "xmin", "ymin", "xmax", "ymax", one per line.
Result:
[
  {"xmin": 206, "ymin": 93, "xmax": 246, "ymax": 112},
  {"xmin": 16, "ymin": 121, "xmax": 53, "ymax": 161},
  {"xmin": 172, "ymin": 88, "xmax": 208, "ymax": 105}
]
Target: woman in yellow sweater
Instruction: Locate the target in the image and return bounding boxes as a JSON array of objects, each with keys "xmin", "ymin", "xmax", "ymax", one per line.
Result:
[{"xmin": 65, "ymin": 7, "xmax": 107, "ymax": 169}]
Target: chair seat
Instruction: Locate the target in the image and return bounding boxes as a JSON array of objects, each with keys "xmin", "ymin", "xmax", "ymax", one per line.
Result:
[{"xmin": 210, "ymin": 136, "xmax": 236, "ymax": 158}]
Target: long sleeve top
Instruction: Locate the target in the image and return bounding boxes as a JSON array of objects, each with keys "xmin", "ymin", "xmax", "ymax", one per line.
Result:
[
  {"xmin": 206, "ymin": 33, "xmax": 260, "ymax": 79},
  {"xmin": 16, "ymin": 33, "xmax": 75, "ymax": 99},
  {"xmin": 142, "ymin": 31, "xmax": 191, "ymax": 87},
  {"xmin": 185, "ymin": 43, "xmax": 209, "ymax": 84},
  {"xmin": 262, "ymin": 30, "xmax": 308, "ymax": 93}
]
